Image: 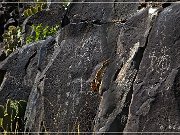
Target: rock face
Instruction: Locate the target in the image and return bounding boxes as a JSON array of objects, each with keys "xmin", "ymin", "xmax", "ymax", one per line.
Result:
[
  {"xmin": 125, "ymin": 4, "xmax": 180, "ymax": 132},
  {"xmin": 0, "ymin": 36, "xmax": 55, "ymax": 104},
  {"xmin": 93, "ymin": 6, "xmax": 157, "ymax": 133},
  {"xmin": 0, "ymin": 0, "xmax": 180, "ymax": 134}
]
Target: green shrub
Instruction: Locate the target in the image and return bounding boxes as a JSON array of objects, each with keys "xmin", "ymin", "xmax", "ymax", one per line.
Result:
[
  {"xmin": 2, "ymin": 24, "xmax": 59, "ymax": 56},
  {"xmin": 0, "ymin": 99, "xmax": 27, "ymax": 133},
  {"xmin": 2, "ymin": 26, "xmax": 22, "ymax": 56},
  {"xmin": 23, "ymin": 0, "xmax": 47, "ymax": 17},
  {"xmin": 26, "ymin": 24, "xmax": 59, "ymax": 44}
]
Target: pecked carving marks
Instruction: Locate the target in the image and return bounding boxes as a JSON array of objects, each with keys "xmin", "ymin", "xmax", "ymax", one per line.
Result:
[
  {"xmin": 148, "ymin": 46, "xmax": 171, "ymax": 78},
  {"xmin": 125, "ymin": 4, "xmax": 180, "ymax": 132}
]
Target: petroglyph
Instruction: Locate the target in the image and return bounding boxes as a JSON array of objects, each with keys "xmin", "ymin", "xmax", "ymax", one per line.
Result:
[{"xmin": 148, "ymin": 46, "xmax": 170, "ymax": 78}]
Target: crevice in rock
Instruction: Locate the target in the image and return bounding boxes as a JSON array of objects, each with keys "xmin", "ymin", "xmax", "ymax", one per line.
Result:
[
  {"xmin": 138, "ymin": 3, "xmax": 147, "ymax": 10},
  {"xmin": 120, "ymin": 19, "xmax": 127, "ymax": 24},
  {"xmin": 108, "ymin": 84, "xmax": 133, "ymax": 134},
  {"xmin": 61, "ymin": 2, "xmax": 73, "ymax": 28},
  {"xmin": 0, "ymin": 51, "xmax": 6, "ymax": 61},
  {"xmin": 0, "ymin": 69, "xmax": 6, "ymax": 86},
  {"xmin": 122, "ymin": 15, "xmax": 156, "ymax": 133},
  {"xmin": 92, "ymin": 20, "xmax": 103, "ymax": 25},
  {"xmin": 61, "ymin": 15, "xmax": 70, "ymax": 28},
  {"xmin": 162, "ymin": 3, "xmax": 171, "ymax": 9},
  {"xmin": 4, "ymin": 92, "xmax": 10, "ymax": 102},
  {"xmin": 132, "ymin": 47, "xmax": 145, "ymax": 70},
  {"xmin": 113, "ymin": 0, "xmax": 117, "ymax": 17},
  {"xmin": 132, "ymin": 22, "xmax": 154, "ymax": 71},
  {"xmin": 173, "ymin": 69, "xmax": 180, "ymax": 114},
  {"xmin": 113, "ymin": 63, "xmax": 123, "ymax": 81},
  {"xmin": 24, "ymin": 51, "xmax": 37, "ymax": 74}
]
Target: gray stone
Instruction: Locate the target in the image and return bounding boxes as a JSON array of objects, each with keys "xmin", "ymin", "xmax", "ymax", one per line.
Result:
[
  {"xmin": 0, "ymin": 36, "xmax": 55, "ymax": 105},
  {"xmin": 68, "ymin": 0, "xmax": 139, "ymax": 23},
  {"xmin": 93, "ymin": 7, "xmax": 159, "ymax": 133},
  {"xmin": 24, "ymin": 21, "xmax": 122, "ymax": 132},
  {"xmin": 124, "ymin": 3, "xmax": 180, "ymax": 133},
  {"xmin": 28, "ymin": 4, "xmax": 65, "ymax": 27},
  {"xmin": 1, "ymin": 1, "xmax": 180, "ymax": 134}
]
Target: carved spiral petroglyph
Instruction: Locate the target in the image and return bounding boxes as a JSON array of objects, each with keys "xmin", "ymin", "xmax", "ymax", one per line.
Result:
[{"xmin": 148, "ymin": 46, "xmax": 170, "ymax": 78}]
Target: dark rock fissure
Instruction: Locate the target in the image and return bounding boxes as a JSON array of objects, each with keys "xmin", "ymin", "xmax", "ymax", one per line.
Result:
[
  {"xmin": 61, "ymin": 15, "xmax": 70, "ymax": 28},
  {"xmin": 111, "ymin": 15, "xmax": 156, "ymax": 133},
  {"xmin": 138, "ymin": 3, "xmax": 147, "ymax": 10},
  {"xmin": 108, "ymin": 85, "xmax": 134, "ymax": 134},
  {"xmin": 113, "ymin": 63, "xmax": 123, "ymax": 81},
  {"xmin": 0, "ymin": 69, "xmax": 6, "ymax": 86},
  {"xmin": 113, "ymin": 0, "xmax": 117, "ymax": 17},
  {"xmin": 173, "ymin": 68, "xmax": 180, "ymax": 114},
  {"xmin": 162, "ymin": 3, "xmax": 171, "ymax": 9},
  {"xmin": 24, "ymin": 51, "xmax": 37, "ymax": 74},
  {"xmin": 0, "ymin": 51, "xmax": 6, "ymax": 61},
  {"xmin": 107, "ymin": 41, "xmax": 152, "ymax": 133},
  {"xmin": 92, "ymin": 20, "xmax": 103, "ymax": 25},
  {"xmin": 121, "ymin": 10, "xmax": 161, "ymax": 132},
  {"xmin": 133, "ymin": 47, "xmax": 146, "ymax": 70},
  {"xmin": 61, "ymin": 3, "xmax": 71, "ymax": 27},
  {"xmin": 132, "ymin": 21, "xmax": 154, "ymax": 71}
]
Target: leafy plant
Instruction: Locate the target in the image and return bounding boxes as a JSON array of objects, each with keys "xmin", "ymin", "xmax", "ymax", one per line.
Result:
[
  {"xmin": 22, "ymin": 0, "xmax": 47, "ymax": 17},
  {"xmin": 0, "ymin": 99, "xmax": 27, "ymax": 134},
  {"xmin": 2, "ymin": 24, "xmax": 59, "ymax": 55},
  {"xmin": 2, "ymin": 26, "xmax": 22, "ymax": 56},
  {"xmin": 26, "ymin": 24, "xmax": 59, "ymax": 44}
]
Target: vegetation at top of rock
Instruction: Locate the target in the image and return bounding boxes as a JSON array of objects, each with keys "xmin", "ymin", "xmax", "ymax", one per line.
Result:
[
  {"xmin": 2, "ymin": 26, "xmax": 22, "ymax": 56},
  {"xmin": 22, "ymin": 0, "xmax": 47, "ymax": 17},
  {"xmin": 0, "ymin": 99, "xmax": 27, "ymax": 133},
  {"xmin": 26, "ymin": 23, "xmax": 60, "ymax": 44},
  {"xmin": 2, "ymin": 23, "xmax": 59, "ymax": 56},
  {"xmin": 63, "ymin": 0, "xmax": 71, "ymax": 9}
]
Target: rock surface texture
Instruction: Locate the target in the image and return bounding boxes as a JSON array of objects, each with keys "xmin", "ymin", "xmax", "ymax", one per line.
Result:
[{"xmin": 0, "ymin": 0, "xmax": 180, "ymax": 134}]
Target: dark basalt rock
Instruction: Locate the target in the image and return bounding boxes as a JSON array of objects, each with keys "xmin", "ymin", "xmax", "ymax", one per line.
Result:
[
  {"xmin": 4, "ymin": 18, "xmax": 18, "ymax": 29},
  {"xmin": 24, "ymin": 21, "xmax": 121, "ymax": 132},
  {"xmin": 93, "ymin": 6, "xmax": 158, "ymax": 133},
  {"xmin": 1, "ymin": 1, "xmax": 180, "ymax": 134},
  {"xmin": 67, "ymin": 0, "xmax": 139, "ymax": 23},
  {"xmin": 27, "ymin": 6, "xmax": 65, "ymax": 27},
  {"xmin": 125, "ymin": 3, "xmax": 180, "ymax": 133},
  {"xmin": 0, "ymin": 36, "xmax": 55, "ymax": 105}
]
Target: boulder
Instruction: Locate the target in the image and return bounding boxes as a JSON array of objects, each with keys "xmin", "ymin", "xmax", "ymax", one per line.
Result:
[
  {"xmin": 125, "ymin": 3, "xmax": 180, "ymax": 133},
  {"xmin": 1, "ymin": 0, "xmax": 180, "ymax": 134},
  {"xmin": 24, "ymin": 21, "xmax": 122, "ymax": 132},
  {"xmin": 93, "ymin": 6, "xmax": 160, "ymax": 133},
  {"xmin": 0, "ymin": 36, "xmax": 55, "ymax": 105}
]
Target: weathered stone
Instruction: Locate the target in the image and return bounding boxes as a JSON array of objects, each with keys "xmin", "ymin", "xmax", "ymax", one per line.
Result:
[
  {"xmin": 1, "ymin": 1, "xmax": 180, "ymax": 134},
  {"xmin": 24, "ymin": 21, "xmax": 122, "ymax": 132},
  {"xmin": 68, "ymin": 0, "xmax": 139, "ymax": 23},
  {"xmin": 0, "ymin": 47, "xmax": 6, "ymax": 61},
  {"xmin": 125, "ymin": 3, "xmax": 180, "ymax": 133},
  {"xmin": 27, "ymin": 4, "xmax": 65, "ymax": 27},
  {"xmin": 0, "ymin": 36, "xmax": 55, "ymax": 105},
  {"xmin": 4, "ymin": 17, "xmax": 18, "ymax": 29},
  {"xmin": 93, "ymin": 6, "xmax": 159, "ymax": 133}
]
